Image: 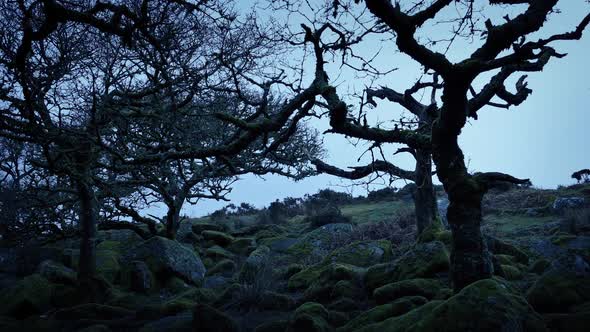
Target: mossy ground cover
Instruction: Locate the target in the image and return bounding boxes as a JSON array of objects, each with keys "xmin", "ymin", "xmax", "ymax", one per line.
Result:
[
  {"xmin": 3, "ymin": 185, "xmax": 590, "ymax": 332},
  {"xmin": 340, "ymin": 201, "xmax": 409, "ymax": 225}
]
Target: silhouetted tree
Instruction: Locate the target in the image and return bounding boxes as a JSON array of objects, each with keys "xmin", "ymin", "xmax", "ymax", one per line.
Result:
[{"xmin": 277, "ymin": 0, "xmax": 589, "ymax": 291}]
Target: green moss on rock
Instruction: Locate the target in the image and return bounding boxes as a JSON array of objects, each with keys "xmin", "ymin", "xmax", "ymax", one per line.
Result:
[
  {"xmin": 337, "ymin": 296, "xmax": 428, "ymax": 332},
  {"xmin": 205, "ymin": 245, "xmax": 235, "ymax": 260},
  {"xmin": 239, "ymin": 245, "xmax": 271, "ymax": 282},
  {"xmin": 201, "ymin": 230, "xmax": 234, "ymax": 247},
  {"xmin": 416, "ymin": 219, "xmax": 451, "ymax": 246},
  {"xmin": 288, "ymin": 302, "xmax": 332, "ymax": 332},
  {"xmin": 206, "ymin": 259, "xmax": 236, "ymax": 276},
  {"xmin": 529, "ymin": 258, "xmax": 551, "ymax": 274},
  {"xmin": 373, "ymin": 279, "xmax": 443, "ymax": 304},
  {"xmin": 527, "ymin": 268, "xmax": 590, "ymax": 313},
  {"xmin": 259, "ymin": 291, "xmax": 296, "ymax": 310},
  {"xmin": 254, "ymin": 320, "xmax": 289, "ymax": 332},
  {"xmin": 501, "ymin": 264, "xmax": 524, "ymax": 280},
  {"xmin": 96, "ymin": 249, "xmax": 121, "ymax": 283},
  {"xmin": 226, "ymin": 237, "xmax": 256, "ymax": 255},
  {"xmin": 323, "ymin": 240, "xmax": 392, "ymax": 267},
  {"xmin": 0, "ymin": 274, "xmax": 53, "ymax": 318},
  {"xmin": 361, "ymin": 279, "xmax": 546, "ymax": 332},
  {"xmin": 192, "ymin": 303, "xmax": 238, "ymax": 332}
]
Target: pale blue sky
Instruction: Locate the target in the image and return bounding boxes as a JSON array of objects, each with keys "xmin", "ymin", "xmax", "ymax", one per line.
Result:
[{"xmin": 177, "ymin": 1, "xmax": 590, "ymax": 217}]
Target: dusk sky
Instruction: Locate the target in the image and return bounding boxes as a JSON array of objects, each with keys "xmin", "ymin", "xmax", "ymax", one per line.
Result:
[{"xmin": 177, "ymin": 1, "xmax": 590, "ymax": 217}]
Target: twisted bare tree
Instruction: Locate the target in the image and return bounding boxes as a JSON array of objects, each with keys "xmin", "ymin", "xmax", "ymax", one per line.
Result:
[{"xmin": 275, "ymin": 0, "xmax": 589, "ymax": 291}]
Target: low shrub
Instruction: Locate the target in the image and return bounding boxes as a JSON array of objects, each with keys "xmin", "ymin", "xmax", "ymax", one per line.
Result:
[{"xmin": 306, "ymin": 205, "xmax": 351, "ymax": 229}]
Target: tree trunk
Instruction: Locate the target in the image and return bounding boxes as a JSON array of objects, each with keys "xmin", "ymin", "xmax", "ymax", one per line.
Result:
[
  {"xmin": 413, "ymin": 149, "xmax": 438, "ymax": 234},
  {"xmin": 165, "ymin": 205, "xmax": 180, "ymax": 240},
  {"xmin": 432, "ymin": 83, "xmax": 492, "ymax": 292},
  {"xmin": 77, "ymin": 178, "xmax": 97, "ymax": 281}
]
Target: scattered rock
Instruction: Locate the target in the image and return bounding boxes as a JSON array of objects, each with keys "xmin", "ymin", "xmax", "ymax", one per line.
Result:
[
  {"xmin": 254, "ymin": 320, "xmax": 290, "ymax": 332},
  {"xmin": 288, "ymin": 223, "xmax": 353, "ymax": 259},
  {"xmin": 192, "ymin": 303, "xmax": 239, "ymax": 332},
  {"xmin": 337, "ymin": 296, "xmax": 428, "ymax": 332},
  {"xmin": 207, "ymin": 259, "xmax": 236, "ymax": 276},
  {"xmin": 126, "ymin": 261, "xmax": 153, "ymax": 293},
  {"xmin": 239, "ymin": 245, "xmax": 271, "ymax": 282},
  {"xmin": 192, "ymin": 222, "xmax": 226, "ymax": 234},
  {"xmin": 527, "ymin": 255, "xmax": 590, "ymax": 313},
  {"xmin": 553, "ymin": 197, "xmax": 585, "ymax": 213},
  {"xmin": 205, "ymin": 245, "xmax": 235, "ymax": 260},
  {"xmin": 373, "ymin": 279, "xmax": 443, "ymax": 304},
  {"xmin": 124, "ymin": 236, "xmax": 206, "ymax": 285},
  {"xmin": 360, "ymin": 278, "xmax": 547, "ymax": 332},
  {"xmin": 37, "ymin": 260, "xmax": 76, "ymax": 285},
  {"xmin": 391, "ymin": 241, "xmax": 450, "ymax": 282},
  {"xmin": 203, "ymin": 275, "xmax": 230, "ymax": 289},
  {"xmin": 259, "ymin": 291, "xmax": 296, "ymax": 310},
  {"xmin": 288, "ymin": 302, "xmax": 331, "ymax": 332},
  {"xmin": 201, "ymin": 230, "xmax": 235, "ymax": 247},
  {"xmin": 324, "ymin": 240, "xmax": 391, "ymax": 267},
  {"xmin": 226, "ymin": 237, "xmax": 256, "ymax": 255},
  {"xmin": 0, "ymin": 274, "xmax": 53, "ymax": 318},
  {"xmin": 96, "ymin": 249, "xmax": 121, "ymax": 283}
]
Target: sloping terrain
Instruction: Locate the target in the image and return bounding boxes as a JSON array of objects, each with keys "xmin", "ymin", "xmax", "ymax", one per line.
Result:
[{"xmin": 0, "ymin": 184, "xmax": 589, "ymax": 331}]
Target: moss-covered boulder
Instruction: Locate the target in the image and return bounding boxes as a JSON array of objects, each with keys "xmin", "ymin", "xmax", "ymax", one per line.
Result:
[
  {"xmin": 37, "ymin": 259, "xmax": 76, "ymax": 285},
  {"xmin": 500, "ymin": 264, "xmax": 524, "ymax": 280},
  {"xmin": 97, "ymin": 229, "xmax": 143, "ymax": 248},
  {"xmin": 486, "ymin": 235, "xmax": 530, "ymax": 264},
  {"xmin": 324, "ymin": 240, "xmax": 392, "ymax": 267},
  {"xmin": 287, "ymin": 223, "xmax": 353, "ymax": 259},
  {"xmin": 0, "ymin": 274, "xmax": 53, "ymax": 318},
  {"xmin": 529, "ymin": 258, "xmax": 551, "ymax": 274},
  {"xmin": 226, "ymin": 237, "xmax": 256, "ymax": 255},
  {"xmin": 288, "ymin": 302, "xmax": 331, "ymax": 332},
  {"xmin": 239, "ymin": 245, "xmax": 271, "ymax": 282},
  {"xmin": 373, "ymin": 279, "xmax": 443, "ymax": 304},
  {"xmin": 359, "ymin": 279, "xmax": 547, "ymax": 332},
  {"xmin": 201, "ymin": 230, "xmax": 235, "ymax": 247},
  {"xmin": 124, "ymin": 236, "xmax": 206, "ymax": 285},
  {"xmin": 96, "ymin": 249, "xmax": 121, "ymax": 283},
  {"xmin": 254, "ymin": 320, "xmax": 289, "ymax": 332},
  {"xmin": 206, "ymin": 259, "xmax": 236, "ymax": 276},
  {"xmin": 355, "ymin": 301, "xmax": 443, "ymax": 332},
  {"xmin": 53, "ymin": 303, "xmax": 133, "ymax": 321},
  {"xmin": 259, "ymin": 291, "xmax": 296, "ymax": 310},
  {"xmin": 261, "ymin": 236, "xmax": 300, "ymax": 253},
  {"xmin": 77, "ymin": 325, "xmax": 112, "ymax": 332},
  {"xmin": 527, "ymin": 255, "xmax": 590, "ymax": 313},
  {"xmin": 337, "ymin": 296, "xmax": 428, "ymax": 332},
  {"xmin": 192, "ymin": 222, "xmax": 226, "ymax": 234},
  {"xmin": 288, "ymin": 263, "xmax": 363, "ymax": 291},
  {"xmin": 205, "ymin": 245, "xmax": 235, "ymax": 260},
  {"xmin": 123, "ymin": 260, "xmax": 153, "ymax": 293},
  {"xmin": 328, "ymin": 298, "xmax": 361, "ymax": 312},
  {"xmin": 416, "ymin": 219, "xmax": 451, "ymax": 246},
  {"xmin": 545, "ymin": 311, "xmax": 590, "ymax": 332},
  {"xmin": 365, "ymin": 241, "xmax": 449, "ymax": 292},
  {"xmin": 192, "ymin": 303, "xmax": 238, "ymax": 332},
  {"xmin": 365, "ymin": 262, "xmax": 396, "ymax": 292},
  {"xmin": 331, "ymin": 280, "xmax": 361, "ymax": 300},
  {"xmin": 392, "ymin": 241, "xmax": 449, "ymax": 282},
  {"xmin": 284, "ymin": 263, "xmax": 304, "ymax": 279}
]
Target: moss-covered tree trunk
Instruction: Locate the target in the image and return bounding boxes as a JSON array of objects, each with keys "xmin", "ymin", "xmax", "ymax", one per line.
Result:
[
  {"xmin": 76, "ymin": 178, "xmax": 97, "ymax": 281},
  {"xmin": 413, "ymin": 148, "xmax": 438, "ymax": 234},
  {"xmin": 432, "ymin": 82, "xmax": 492, "ymax": 292},
  {"xmin": 165, "ymin": 205, "xmax": 180, "ymax": 240}
]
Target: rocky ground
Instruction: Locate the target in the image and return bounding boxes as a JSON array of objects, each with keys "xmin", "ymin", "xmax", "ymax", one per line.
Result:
[{"xmin": 0, "ymin": 184, "xmax": 589, "ymax": 332}]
